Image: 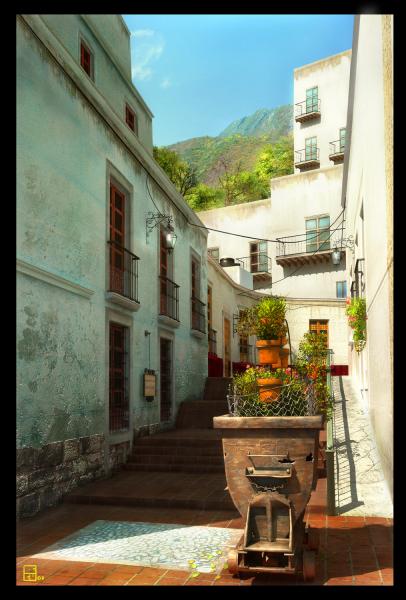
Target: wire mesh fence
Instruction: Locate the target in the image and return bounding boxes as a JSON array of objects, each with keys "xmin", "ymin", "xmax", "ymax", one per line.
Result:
[{"xmin": 227, "ymin": 379, "xmax": 317, "ymax": 417}]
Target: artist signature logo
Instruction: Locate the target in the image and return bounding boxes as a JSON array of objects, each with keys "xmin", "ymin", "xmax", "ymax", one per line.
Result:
[{"xmin": 22, "ymin": 565, "xmax": 45, "ymax": 582}]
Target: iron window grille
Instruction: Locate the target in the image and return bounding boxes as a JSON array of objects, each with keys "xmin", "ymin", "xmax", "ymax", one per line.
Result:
[
  {"xmin": 159, "ymin": 276, "xmax": 180, "ymax": 321},
  {"xmin": 108, "ymin": 240, "xmax": 139, "ymax": 302},
  {"xmin": 109, "ymin": 323, "xmax": 130, "ymax": 432},
  {"xmin": 191, "ymin": 296, "xmax": 206, "ymax": 333}
]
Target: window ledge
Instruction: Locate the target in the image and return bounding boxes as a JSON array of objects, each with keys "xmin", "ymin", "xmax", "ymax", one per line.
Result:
[
  {"xmin": 106, "ymin": 291, "xmax": 140, "ymax": 312},
  {"xmin": 191, "ymin": 329, "xmax": 206, "ymax": 340},
  {"xmin": 158, "ymin": 314, "xmax": 180, "ymax": 328}
]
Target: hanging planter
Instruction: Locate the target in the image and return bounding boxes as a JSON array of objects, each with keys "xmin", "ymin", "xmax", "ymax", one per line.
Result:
[{"xmin": 346, "ymin": 297, "xmax": 367, "ymax": 353}]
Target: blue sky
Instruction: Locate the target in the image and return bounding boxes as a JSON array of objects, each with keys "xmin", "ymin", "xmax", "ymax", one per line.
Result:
[{"xmin": 122, "ymin": 14, "xmax": 354, "ymax": 147}]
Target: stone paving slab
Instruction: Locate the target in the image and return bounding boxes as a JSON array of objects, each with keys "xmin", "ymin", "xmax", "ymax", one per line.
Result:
[{"xmin": 332, "ymin": 377, "xmax": 393, "ymax": 517}]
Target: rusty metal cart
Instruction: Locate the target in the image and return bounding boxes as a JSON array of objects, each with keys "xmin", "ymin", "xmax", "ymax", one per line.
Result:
[{"xmin": 213, "ymin": 382, "xmax": 323, "ymax": 581}]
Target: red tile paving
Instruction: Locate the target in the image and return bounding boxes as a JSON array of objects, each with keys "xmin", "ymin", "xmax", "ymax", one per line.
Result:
[{"xmin": 16, "ymin": 475, "xmax": 393, "ymax": 586}]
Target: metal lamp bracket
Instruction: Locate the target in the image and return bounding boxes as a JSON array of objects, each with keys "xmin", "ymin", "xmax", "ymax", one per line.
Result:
[{"xmin": 146, "ymin": 212, "xmax": 173, "ymax": 243}]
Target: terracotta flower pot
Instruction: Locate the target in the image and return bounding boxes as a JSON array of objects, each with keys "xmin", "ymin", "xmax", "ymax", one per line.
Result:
[
  {"xmin": 257, "ymin": 377, "xmax": 282, "ymax": 402},
  {"xmin": 280, "ymin": 347, "xmax": 290, "ymax": 368},
  {"xmin": 256, "ymin": 339, "xmax": 280, "ymax": 365}
]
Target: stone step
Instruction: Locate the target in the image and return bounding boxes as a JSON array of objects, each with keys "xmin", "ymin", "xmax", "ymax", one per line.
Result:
[
  {"xmin": 124, "ymin": 463, "xmax": 224, "ymax": 474},
  {"xmin": 131, "ymin": 444, "xmax": 223, "ymax": 457},
  {"xmin": 127, "ymin": 454, "xmax": 224, "ymax": 466},
  {"xmin": 64, "ymin": 470, "xmax": 235, "ymax": 511},
  {"xmin": 176, "ymin": 401, "xmax": 229, "ymax": 429}
]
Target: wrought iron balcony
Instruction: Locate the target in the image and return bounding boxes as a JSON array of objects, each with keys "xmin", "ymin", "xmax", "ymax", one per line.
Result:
[
  {"xmin": 235, "ymin": 255, "xmax": 272, "ymax": 278},
  {"xmin": 108, "ymin": 240, "xmax": 139, "ymax": 302},
  {"xmin": 159, "ymin": 276, "xmax": 179, "ymax": 321},
  {"xmin": 295, "ymin": 99, "xmax": 321, "ymax": 122},
  {"xmin": 329, "ymin": 139, "xmax": 345, "ymax": 163},
  {"xmin": 208, "ymin": 328, "xmax": 217, "ymax": 355},
  {"xmin": 276, "ymin": 232, "xmax": 333, "ymax": 267},
  {"xmin": 191, "ymin": 296, "xmax": 206, "ymax": 333},
  {"xmin": 294, "ymin": 148, "xmax": 320, "ymax": 170}
]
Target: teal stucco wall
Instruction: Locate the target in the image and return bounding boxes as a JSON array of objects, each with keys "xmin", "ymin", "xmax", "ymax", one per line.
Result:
[{"xmin": 17, "ymin": 16, "xmax": 208, "ymax": 450}]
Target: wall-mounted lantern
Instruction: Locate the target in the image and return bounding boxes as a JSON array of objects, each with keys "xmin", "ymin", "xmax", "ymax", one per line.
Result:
[
  {"xmin": 330, "ymin": 235, "xmax": 355, "ymax": 265},
  {"xmin": 146, "ymin": 212, "xmax": 177, "ymax": 252}
]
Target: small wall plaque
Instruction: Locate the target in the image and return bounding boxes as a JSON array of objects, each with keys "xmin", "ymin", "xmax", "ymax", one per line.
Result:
[{"xmin": 144, "ymin": 369, "xmax": 156, "ymax": 399}]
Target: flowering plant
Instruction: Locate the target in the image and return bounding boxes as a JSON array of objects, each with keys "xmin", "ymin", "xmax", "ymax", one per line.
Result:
[
  {"xmin": 236, "ymin": 296, "xmax": 287, "ymax": 340},
  {"xmin": 346, "ymin": 297, "xmax": 367, "ymax": 352}
]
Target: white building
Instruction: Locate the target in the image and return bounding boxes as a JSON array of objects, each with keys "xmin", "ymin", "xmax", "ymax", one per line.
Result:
[
  {"xmin": 341, "ymin": 15, "xmax": 393, "ymax": 498},
  {"xmin": 199, "ymin": 49, "xmax": 352, "ymax": 365}
]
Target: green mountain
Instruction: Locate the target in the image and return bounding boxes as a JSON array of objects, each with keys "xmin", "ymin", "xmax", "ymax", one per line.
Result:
[
  {"xmin": 167, "ymin": 105, "xmax": 293, "ymax": 187},
  {"xmin": 219, "ymin": 105, "xmax": 293, "ymax": 138}
]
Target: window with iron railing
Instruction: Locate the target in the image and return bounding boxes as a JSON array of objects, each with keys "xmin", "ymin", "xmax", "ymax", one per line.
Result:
[
  {"xmin": 249, "ymin": 241, "xmax": 268, "ymax": 272},
  {"xmin": 305, "ymin": 136, "xmax": 318, "ymax": 161},
  {"xmin": 160, "ymin": 229, "xmax": 179, "ymax": 320},
  {"xmin": 191, "ymin": 257, "xmax": 205, "ymax": 332},
  {"xmin": 208, "ymin": 328, "xmax": 217, "ymax": 355},
  {"xmin": 108, "ymin": 182, "xmax": 139, "ymax": 302},
  {"xmin": 306, "ymin": 86, "xmax": 319, "ymax": 114},
  {"xmin": 305, "ymin": 215, "xmax": 330, "ymax": 253},
  {"xmin": 109, "ymin": 322, "xmax": 129, "ymax": 432},
  {"xmin": 239, "ymin": 335, "xmax": 252, "ymax": 363}
]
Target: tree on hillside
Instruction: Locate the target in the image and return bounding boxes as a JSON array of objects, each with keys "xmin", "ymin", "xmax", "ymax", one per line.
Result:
[
  {"xmin": 217, "ymin": 158, "xmax": 268, "ymax": 205},
  {"xmin": 153, "ymin": 146, "xmax": 197, "ymax": 196},
  {"xmin": 254, "ymin": 134, "xmax": 294, "ymax": 182},
  {"xmin": 185, "ymin": 183, "xmax": 225, "ymax": 212}
]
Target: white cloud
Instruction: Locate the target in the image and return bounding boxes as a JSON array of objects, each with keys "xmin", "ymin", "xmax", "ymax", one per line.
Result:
[
  {"xmin": 130, "ymin": 29, "xmax": 165, "ymax": 81},
  {"xmin": 160, "ymin": 77, "xmax": 172, "ymax": 89},
  {"xmin": 131, "ymin": 29, "xmax": 154, "ymax": 38}
]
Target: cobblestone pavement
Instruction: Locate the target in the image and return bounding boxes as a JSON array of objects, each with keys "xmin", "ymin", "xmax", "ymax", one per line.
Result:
[{"xmin": 332, "ymin": 377, "xmax": 393, "ymax": 518}]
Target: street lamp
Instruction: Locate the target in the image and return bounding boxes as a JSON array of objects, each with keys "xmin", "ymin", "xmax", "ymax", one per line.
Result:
[
  {"xmin": 330, "ymin": 236, "xmax": 355, "ymax": 265},
  {"xmin": 146, "ymin": 212, "xmax": 177, "ymax": 252}
]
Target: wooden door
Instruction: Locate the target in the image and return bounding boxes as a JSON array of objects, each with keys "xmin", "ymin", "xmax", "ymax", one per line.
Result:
[{"xmin": 224, "ymin": 317, "xmax": 231, "ymax": 377}]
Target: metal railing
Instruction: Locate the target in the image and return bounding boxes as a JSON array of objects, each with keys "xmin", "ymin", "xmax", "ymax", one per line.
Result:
[
  {"xmin": 295, "ymin": 98, "xmax": 321, "ymax": 117},
  {"xmin": 329, "ymin": 139, "xmax": 345, "ymax": 156},
  {"xmin": 276, "ymin": 232, "xmax": 332, "ymax": 257},
  {"xmin": 236, "ymin": 255, "xmax": 272, "ymax": 274},
  {"xmin": 295, "ymin": 147, "xmax": 320, "ymax": 164},
  {"xmin": 108, "ymin": 240, "xmax": 139, "ymax": 302},
  {"xmin": 191, "ymin": 296, "xmax": 206, "ymax": 333},
  {"xmin": 325, "ymin": 349, "xmax": 336, "ymax": 516},
  {"xmin": 276, "ymin": 227, "xmax": 350, "ymax": 258},
  {"xmin": 159, "ymin": 276, "xmax": 179, "ymax": 321},
  {"xmin": 208, "ymin": 328, "xmax": 217, "ymax": 354}
]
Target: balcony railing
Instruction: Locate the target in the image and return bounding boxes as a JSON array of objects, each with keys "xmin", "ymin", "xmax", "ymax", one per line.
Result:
[
  {"xmin": 159, "ymin": 276, "xmax": 179, "ymax": 321},
  {"xmin": 191, "ymin": 296, "xmax": 206, "ymax": 333},
  {"xmin": 295, "ymin": 148, "xmax": 320, "ymax": 168},
  {"xmin": 236, "ymin": 255, "xmax": 272, "ymax": 275},
  {"xmin": 329, "ymin": 139, "xmax": 345, "ymax": 162},
  {"xmin": 295, "ymin": 99, "xmax": 321, "ymax": 122},
  {"xmin": 276, "ymin": 232, "xmax": 331, "ymax": 258},
  {"xmin": 208, "ymin": 328, "xmax": 217, "ymax": 354},
  {"xmin": 108, "ymin": 240, "xmax": 139, "ymax": 302}
]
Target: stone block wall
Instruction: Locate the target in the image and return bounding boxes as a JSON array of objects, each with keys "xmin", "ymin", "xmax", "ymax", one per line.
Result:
[
  {"xmin": 108, "ymin": 441, "xmax": 130, "ymax": 472},
  {"xmin": 16, "ymin": 434, "xmax": 105, "ymax": 519}
]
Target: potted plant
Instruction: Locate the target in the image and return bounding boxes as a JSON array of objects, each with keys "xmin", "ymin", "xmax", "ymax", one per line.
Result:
[
  {"xmin": 346, "ymin": 297, "xmax": 367, "ymax": 352},
  {"xmin": 236, "ymin": 297, "xmax": 287, "ymax": 367}
]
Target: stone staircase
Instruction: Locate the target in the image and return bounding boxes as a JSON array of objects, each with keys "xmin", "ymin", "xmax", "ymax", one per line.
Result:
[
  {"xmin": 65, "ymin": 377, "xmax": 236, "ymax": 511},
  {"xmin": 123, "ymin": 377, "xmax": 232, "ymax": 474}
]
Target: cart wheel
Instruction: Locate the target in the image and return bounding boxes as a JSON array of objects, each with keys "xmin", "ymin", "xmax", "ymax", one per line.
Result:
[
  {"xmin": 227, "ymin": 549, "xmax": 239, "ymax": 575},
  {"xmin": 303, "ymin": 549, "xmax": 316, "ymax": 582},
  {"xmin": 306, "ymin": 527, "xmax": 319, "ymax": 551}
]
